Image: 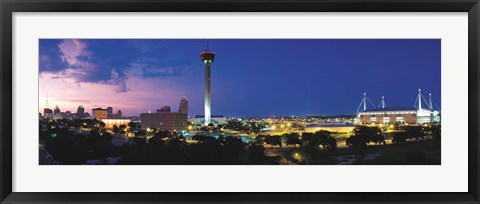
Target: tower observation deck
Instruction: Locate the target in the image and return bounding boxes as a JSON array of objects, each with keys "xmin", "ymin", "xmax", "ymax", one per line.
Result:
[{"xmin": 200, "ymin": 49, "xmax": 215, "ymax": 125}]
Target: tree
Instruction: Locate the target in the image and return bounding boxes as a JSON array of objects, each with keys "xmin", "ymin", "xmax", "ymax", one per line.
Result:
[
  {"xmin": 392, "ymin": 132, "xmax": 407, "ymax": 144},
  {"xmin": 346, "ymin": 126, "xmax": 382, "ymax": 149},
  {"xmin": 119, "ymin": 124, "xmax": 127, "ymax": 135},
  {"xmin": 431, "ymin": 125, "xmax": 441, "ymax": 143},
  {"xmin": 248, "ymin": 144, "xmax": 266, "ymax": 164},
  {"xmin": 284, "ymin": 133, "xmax": 302, "ymax": 147},
  {"xmin": 405, "ymin": 126, "xmax": 424, "ymax": 141},
  {"xmin": 112, "ymin": 125, "xmax": 120, "ymax": 135},
  {"xmin": 135, "ymin": 129, "xmax": 146, "ymax": 137},
  {"xmin": 265, "ymin": 136, "xmax": 282, "ymax": 147}
]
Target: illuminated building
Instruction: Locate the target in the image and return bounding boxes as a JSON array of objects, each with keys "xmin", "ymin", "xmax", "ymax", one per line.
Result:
[
  {"xmin": 43, "ymin": 97, "xmax": 53, "ymax": 118},
  {"xmin": 355, "ymin": 89, "xmax": 441, "ymax": 125},
  {"xmin": 157, "ymin": 105, "xmax": 171, "ymax": 113},
  {"xmin": 178, "ymin": 96, "xmax": 188, "ymax": 114},
  {"xmin": 101, "ymin": 119, "xmax": 131, "ymax": 129},
  {"xmin": 140, "ymin": 112, "xmax": 188, "ymax": 131},
  {"xmin": 304, "ymin": 123, "xmax": 355, "ymax": 134},
  {"xmin": 189, "ymin": 115, "xmax": 227, "ymax": 125},
  {"xmin": 92, "ymin": 108, "xmax": 108, "ymax": 120},
  {"xmin": 200, "ymin": 43, "xmax": 215, "ymax": 125}
]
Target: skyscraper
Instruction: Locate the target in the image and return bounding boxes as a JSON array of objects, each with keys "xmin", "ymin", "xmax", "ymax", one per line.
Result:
[
  {"xmin": 116, "ymin": 109, "xmax": 123, "ymax": 118},
  {"xmin": 43, "ymin": 97, "xmax": 53, "ymax": 117},
  {"xmin": 107, "ymin": 107, "xmax": 113, "ymax": 117},
  {"xmin": 77, "ymin": 105, "xmax": 85, "ymax": 118},
  {"xmin": 178, "ymin": 96, "xmax": 188, "ymax": 114},
  {"xmin": 54, "ymin": 105, "xmax": 61, "ymax": 115},
  {"xmin": 200, "ymin": 45, "xmax": 215, "ymax": 125}
]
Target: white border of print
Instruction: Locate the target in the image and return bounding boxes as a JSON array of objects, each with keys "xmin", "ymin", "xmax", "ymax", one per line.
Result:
[{"xmin": 13, "ymin": 12, "xmax": 468, "ymax": 192}]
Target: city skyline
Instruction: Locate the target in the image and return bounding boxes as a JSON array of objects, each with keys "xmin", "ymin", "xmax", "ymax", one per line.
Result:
[{"xmin": 39, "ymin": 39, "xmax": 441, "ymax": 117}]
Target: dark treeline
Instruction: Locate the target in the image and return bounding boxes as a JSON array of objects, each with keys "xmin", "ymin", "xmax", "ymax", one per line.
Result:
[{"xmin": 39, "ymin": 118, "xmax": 440, "ymax": 165}]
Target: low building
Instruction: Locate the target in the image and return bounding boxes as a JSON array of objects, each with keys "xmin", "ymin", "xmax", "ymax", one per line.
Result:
[
  {"xmin": 140, "ymin": 112, "xmax": 188, "ymax": 131},
  {"xmin": 304, "ymin": 123, "xmax": 356, "ymax": 134},
  {"xmin": 189, "ymin": 115, "xmax": 227, "ymax": 125},
  {"xmin": 102, "ymin": 119, "xmax": 131, "ymax": 129}
]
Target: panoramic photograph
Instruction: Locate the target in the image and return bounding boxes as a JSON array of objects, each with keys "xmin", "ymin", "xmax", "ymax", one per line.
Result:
[{"xmin": 38, "ymin": 39, "xmax": 441, "ymax": 165}]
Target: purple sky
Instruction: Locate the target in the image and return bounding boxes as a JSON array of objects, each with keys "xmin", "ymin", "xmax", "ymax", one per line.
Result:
[{"xmin": 39, "ymin": 39, "xmax": 441, "ymax": 117}]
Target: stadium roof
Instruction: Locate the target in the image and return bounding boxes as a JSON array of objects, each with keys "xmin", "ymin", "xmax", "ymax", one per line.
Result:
[{"xmin": 359, "ymin": 107, "xmax": 418, "ymax": 113}]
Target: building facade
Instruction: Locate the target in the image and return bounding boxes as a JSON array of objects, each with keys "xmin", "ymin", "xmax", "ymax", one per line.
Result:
[
  {"xmin": 189, "ymin": 115, "xmax": 227, "ymax": 125},
  {"xmin": 178, "ymin": 96, "xmax": 188, "ymax": 114},
  {"xmin": 356, "ymin": 107, "xmax": 440, "ymax": 125},
  {"xmin": 102, "ymin": 119, "xmax": 131, "ymax": 129},
  {"xmin": 140, "ymin": 112, "xmax": 188, "ymax": 131},
  {"xmin": 92, "ymin": 108, "xmax": 108, "ymax": 120},
  {"xmin": 77, "ymin": 105, "xmax": 85, "ymax": 118}
]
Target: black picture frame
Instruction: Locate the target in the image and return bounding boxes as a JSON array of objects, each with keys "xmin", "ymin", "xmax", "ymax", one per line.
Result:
[{"xmin": 1, "ymin": 0, "xmax": 479, "ymax": 203}]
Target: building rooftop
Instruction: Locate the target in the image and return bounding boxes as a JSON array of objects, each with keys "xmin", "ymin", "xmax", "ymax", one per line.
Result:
[
  {"xmin": 359, "ymin": 107, "xmax": 418, "ymax": 113},
  {"xmin": 194, "ymin": 115, "xmax": 224, "ymax": 118}
]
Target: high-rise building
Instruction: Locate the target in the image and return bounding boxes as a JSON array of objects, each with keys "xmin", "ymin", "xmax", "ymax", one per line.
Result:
[
  {"xmin": 92, "ymin": 108, "xmax": 108, "ymax": 120},
  {"xmin": 178, "ymin": 96, "xmax": 188, "ymax": 114},
  {"xmin": 43, "ymin": 108, "xmax": 53, "ymax": 117},
  {"xmin": 200, "ymin": 44, "xmax": 215, "ymax": 125},
  {"xmin": 77, "ymin": 105, "xmax": 85, "ymax": 118},
  {"xmin": 107, "ymin": 107, "xmax": 113, "ymax": 118},
  {"xmin": 54, "ymin": 105, "xmax": 61, "ymax": 115},
  {"xmin": 157, "ymin": 105, "xmax": 171, "ymax": 113},
  {"xmin": 116, "ymin": 109, "xmax": 123, "ymax": 118},
  {"xmin": 43, "ymin": 97, "xmax": 53, "ymax": 117}
]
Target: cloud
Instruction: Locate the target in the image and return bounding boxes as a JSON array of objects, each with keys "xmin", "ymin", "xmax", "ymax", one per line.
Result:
[
  {"xmin": 127, "ymin": 57, "xmax": 192, "ymax": 78},
  {"xmin": 40, "ymin": 39, "xmax": 129, "ymax": 93},
  {"xmin": 40, "ymin": 39, "xmax": 193, "ymax": 94},
  {"xmin": 109, "ymin": 69, "xmax": 129, "ymax": 93},
  {"xmin": 58, "ymin": 39, "xmax": 91, "ymax": 67}
]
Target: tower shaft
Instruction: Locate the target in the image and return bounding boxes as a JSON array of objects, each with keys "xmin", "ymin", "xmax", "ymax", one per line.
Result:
[{"xmin": 204, "ymin": 62, "xmax": 211, "ymax": 125}]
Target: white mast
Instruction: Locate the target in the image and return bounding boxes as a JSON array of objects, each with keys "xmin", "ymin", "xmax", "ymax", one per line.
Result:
[
  {"xmin": 418, "ymin": 89, "xmax": 422, "ymax": 110},
  {"xmin": 429, "ymin": 93, "xmax": 433, "ymax": 109},
  {"xmin": 363, "ymin": 92, "xmax": 367, "ymax": 111}
]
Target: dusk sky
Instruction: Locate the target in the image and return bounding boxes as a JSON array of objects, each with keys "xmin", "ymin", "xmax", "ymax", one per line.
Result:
[{"xmin": 39, "ymin": 39, "xmax": 441, "ymax": 117}]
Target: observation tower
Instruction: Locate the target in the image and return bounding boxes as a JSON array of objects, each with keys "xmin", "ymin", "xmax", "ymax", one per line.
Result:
[{"xmin": 200, "ymin": 42, "xmax": 215, "ymax": 125}]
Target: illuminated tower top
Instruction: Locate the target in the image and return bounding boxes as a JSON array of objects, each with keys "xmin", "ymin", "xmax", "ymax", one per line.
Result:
[
  {"xmin": 200, "ymin": 39, "xmax": 215, "ymax": 63},
  {"xmin": 200, "ymin": 51, "xmax": 215, "ymax": 64}
]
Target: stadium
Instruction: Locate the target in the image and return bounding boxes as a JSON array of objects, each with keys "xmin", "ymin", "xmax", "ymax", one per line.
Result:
[{"xmin": 355, "ymin": 89, "xmax": 441, "ymax": 125}]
